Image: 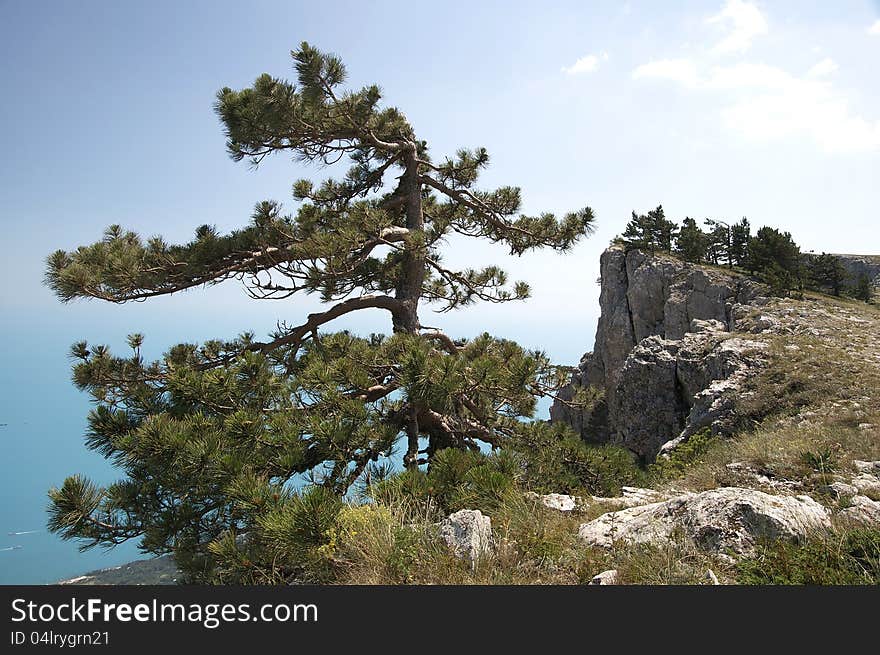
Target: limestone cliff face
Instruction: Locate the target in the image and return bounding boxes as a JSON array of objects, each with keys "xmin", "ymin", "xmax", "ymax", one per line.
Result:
[
  {"xmin": 832, "ymin": 254, "xmax": 880, "ymax": 283},
  {"xmin": 550, "ymin": 245, "xmax": 766, "ymax": 460}
]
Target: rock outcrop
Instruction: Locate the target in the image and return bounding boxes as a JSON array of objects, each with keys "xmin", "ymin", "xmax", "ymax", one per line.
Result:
[
  {"xmin": 551, "ymin": 245, "xmax": 767, "ymax": 460},
  {"xmin": 439, "ymin": 509, "xmax": 492, "ymax": 562},
  {"xmin": 577, "ymin": 487, "xmax": 831, "ymax": 556}
]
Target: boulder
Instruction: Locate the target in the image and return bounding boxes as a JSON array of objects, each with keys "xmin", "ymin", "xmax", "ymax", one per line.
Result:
[
  {"xmin": 839, "ymin": 496, "xmax": 880, "ymax": 525},
  {"xmin": 827, "ymin": 481, "xmax": 859, "ymax": 499},
  {"xmin": 439, "ymin": 510, "xmax": 492, "ymax": 562},
  {"xmin": 536, "ymin": 493, "xmax": 580, "ymax": 512},
  {"xmin": 578, "ymin": 487, "xmax": 831, "ymax": 556},
  {"xmin": 588, "ymin": 569, "xmax": 620, "ymax": 585}
]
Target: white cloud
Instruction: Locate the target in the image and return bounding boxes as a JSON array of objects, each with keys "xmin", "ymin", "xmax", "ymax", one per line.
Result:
[
  {"xmin": 632, "ymin": 57, "xmax": 880, "ymax": 153},
  {"xmin": 869, "ymin": 20, "xmax": 880, "ymax": 35},
  {"xmin": 707, "ymin": 0, "xmax": 768, "ymax": 54},
  {"xmin": 807, "ymin": 58, "xmax": 838, "ymax": 78},
  {"xmin": 632, "ymin": 59, "xmax": 701, "ymax": 88},
  {"xmin": 561, "ymin": 52, "xmax": 608, "ymax": 75}
]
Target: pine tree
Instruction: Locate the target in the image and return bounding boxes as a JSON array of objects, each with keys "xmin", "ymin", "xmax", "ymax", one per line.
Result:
[
  {"xmin": 852, "ymin": 273, "xmax": 873, "ymax": 303},
  {"xmin": 44, "ymin": 43, "xmax": 595, "ymax": 581},
  {"xmin": 729, "ymin": 217, "xmax": 751, "ymax": 267},
  {"xmin": 621, "ymin": 205, "xmax": 676, "ymax": 253},
  {"xmin": 746, "ymin": 226, "xmax": 803, "ymax": 295},
  {"xmin": 807, "ymin": 253, "xmax": 849, "ymax": 296},
  {"xmin": 674, "ymin": 217, "xmax": 707, "ymax": 263},
  {"xmin": 704, "ymin": 218, "xmax": 732, "ymax": 268},
  {"xmin": 650, "ymin": 205, "xmax": 678, "ymax": 252},
  {"xmin": 621, "ymin": 211, "xmax": 654, "ymax": 252}
]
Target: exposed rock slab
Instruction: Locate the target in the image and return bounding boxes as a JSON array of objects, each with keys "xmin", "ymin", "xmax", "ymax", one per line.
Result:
[
  {"xmin": 530, "ymin": 493, "xmax": 580, "ymax": 512},
  {"xmin": 577, "ymin": 487, "xmax": 830, "ymax": 556},
  {"xmin": 611, "ymin": 330, "xmax": 768, "ymax": 460},
  {"xmin": 853, "ymin": 460, "xmax": 880, "ymax": 475}
]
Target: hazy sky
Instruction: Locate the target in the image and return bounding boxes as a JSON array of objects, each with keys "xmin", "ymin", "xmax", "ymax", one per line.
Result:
[
  {"xmin": 2, "ymin": 0, "xmax": 879, "ymax": 354},
  {"xmin": 1, "ymin": 0, "xmax": 879, "ymax": 583}
]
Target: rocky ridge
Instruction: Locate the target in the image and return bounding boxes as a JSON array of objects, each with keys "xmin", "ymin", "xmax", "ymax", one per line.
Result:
[{"xmin": 551, "ymin": 245, "xmax": 774, "ymax": 460}]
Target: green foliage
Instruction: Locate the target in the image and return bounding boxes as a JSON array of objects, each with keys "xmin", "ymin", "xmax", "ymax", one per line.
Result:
[
  {"xmin": 370, "ymin": 448, "xmax": 518, "ymax": 515},
  {"xmin": 807, "ymin": 253, "xmax": 849, "ymax": 296},
  {"xmin": 745, "ymin": 226, "xmax": 803, "ymax": 295},
  {"xmin": 201, "ymin": 484, "xmax": 345, "ymax": 584},
  {"xmin": 798, "ymin": 447, "xmax": 839, "ymax": 475},
  {"xmin": 648, "ymin": 429, "xmax": 719, "ymax": 481},
  {"xmin": 507, "ymin": 421, "xmax": 644, "ymax": 496},
  {"xmin": 736, "ymin": 528, "xmax": 880, "ymax": 585},
  {"xmin": 729, "ymin": 217, "xmax": 751, "ymax": 267},
  {"xmin": 674, "ymin": 217, "xmax": 708, "ymax": 263},
  {"xmin": 621, "ymin": 205, "xmax": 677, "ymax": 253},
  {"xmin": 703, "ymin": 218, "xmax": 731, "ymax": 267},
  {"xmin": 852, "ymin": 273, "xmax": 873, "ymax": 303}
]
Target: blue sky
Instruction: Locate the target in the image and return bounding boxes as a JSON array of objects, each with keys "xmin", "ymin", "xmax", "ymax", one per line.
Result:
[{"xmin": 1, "ymin": 0, "xmax": 879, "ymax": 582}]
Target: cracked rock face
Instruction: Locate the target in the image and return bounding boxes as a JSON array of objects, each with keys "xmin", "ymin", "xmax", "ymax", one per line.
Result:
[
  {"xmin": 551, "ymin": 246, "xmax": 766, "ymax": 460},
  {"xmin": 438, "ymin": 509, "xmax": 492, "ymax": 562},
  {"xmin": 577, "ymin": 487, "xmax": 831, "ymax": 556}
]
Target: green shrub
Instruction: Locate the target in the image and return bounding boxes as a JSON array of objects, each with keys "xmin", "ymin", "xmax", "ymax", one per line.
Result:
[
  {"xmin": 648, "ymin": 429, "xmax": 720, "ymax": 481},
  {"xmin": 507, "ymin": 422, "xmax": 644, "ymax": 496},
  {"xmin": 798, "ymin": 447, "xmax": 839, "ymax": 475},
  {"xmin": 368, "ymin": 448, "xmax": 518, "ymax": 514}
]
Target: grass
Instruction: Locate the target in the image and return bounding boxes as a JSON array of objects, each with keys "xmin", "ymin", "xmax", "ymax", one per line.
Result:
[
  {"xmin": 736, "ymin": 525, "xmax": 880, "ymax": 585},
  {"xmin": 660, "ymin": 325, "xmax": 880, "ymax": 497},
  {"xmin": 324, "ymin": 489, "xmax": 736, "ymax": 585}
]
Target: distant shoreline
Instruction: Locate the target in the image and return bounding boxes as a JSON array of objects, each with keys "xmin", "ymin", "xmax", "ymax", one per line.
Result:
[{"xmin": 56, "ymin": 555, "xmax": 179, "ymax": 585}]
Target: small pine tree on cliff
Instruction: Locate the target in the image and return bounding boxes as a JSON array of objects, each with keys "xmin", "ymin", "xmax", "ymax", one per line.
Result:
[
  {"xmin": 746, "ymin": 226, "xmax": 803, "ymax": 295},
  {"xmin": 621, "ymin": 205, "xmax": 677, "ymax": 253},
  {"xmin": 44, "ymin": 43, "xmax": 595, "ymax": 581},
  {"xmin": 674, "ymin": 217, "xmax": 708, "ymax": 263},
  {"xmin": 729, "ymin": 217, "xmax": 751, "ymax": 267}
]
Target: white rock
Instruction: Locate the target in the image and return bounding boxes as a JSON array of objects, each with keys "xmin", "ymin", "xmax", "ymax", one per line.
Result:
[
  {"xmin": 853, "ymin": 460, "xmax": 880, "ymax": 475},
  {"xmin": 851, "ymin": 474, "xmax": 880, "ymax": 496},
  {"xmin": 589, "ymin": 569, "xmax": 620, "ymax": 585},
  {"xmin": 689, "ymin": 318, "xmax": 727, "ymax": 334},
  {"xmin": 828, "ymin": 481, "xmax": 859, "ymax": 499},
  {"xmin": 839, "ymin": 495, "xmax": 880, "ymax": 525},
  {"xmin": 590, "ymin": 487, "xmax": 668, "ymax": 509},
  {"xmin": 439, "ymin": 510, "xmax": 492, "ymax": 562},
  {"xmin": 753, "ymin": 315, "xmax": 779, "ymax": 333},
  {"xmin": 538, "ymin": 493, "xmax": 580, "ymax": 512},
  {"xmin": 621, "ymin": 487, "xmax": 666, "ymax": 505},
  {"xmin": 578, "ymin": 487, "xmax": 831, "ymax": 555}
]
